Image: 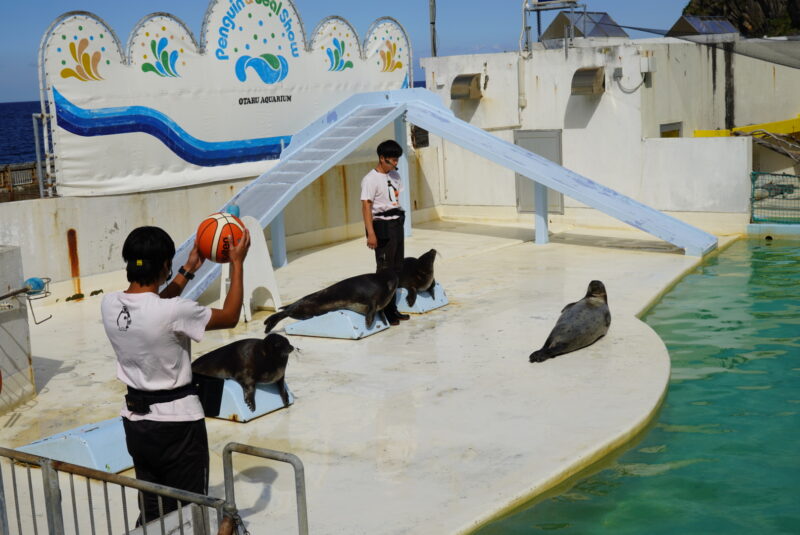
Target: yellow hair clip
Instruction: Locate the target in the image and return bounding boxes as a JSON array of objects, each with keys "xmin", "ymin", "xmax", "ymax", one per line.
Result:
[{"xmin": 136, "ymin": 259, "xmax": 143, "ymax": 266}]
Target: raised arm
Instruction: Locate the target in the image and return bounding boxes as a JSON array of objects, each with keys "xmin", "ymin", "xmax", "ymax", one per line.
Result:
[{"xmin": 206, "ymin": 229, "xmax": 251, "ymax": 330}]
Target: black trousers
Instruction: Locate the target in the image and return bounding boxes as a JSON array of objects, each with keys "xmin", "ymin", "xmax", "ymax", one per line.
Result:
[
  {"xmin": 373, "ymin": 217, "xmax": 404, "ymax": 317},
  {"xmin": 122, "ymin": 418, "xmax": 209, "ymax": 525}
]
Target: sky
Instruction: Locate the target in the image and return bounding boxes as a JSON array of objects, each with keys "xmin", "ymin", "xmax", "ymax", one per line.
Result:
[{"xmin": 0, "ymin": 0, "xmax": 691, "ymax": 102}]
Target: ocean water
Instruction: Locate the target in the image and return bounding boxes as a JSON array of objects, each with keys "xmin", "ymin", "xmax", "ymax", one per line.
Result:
[
  {"xmin": 0, "ymin": 101, "xmax": 42, "ymax": 164},
  {"xmin": 477, "ymin": 238, "xmax": 800, "ymax": 534}
]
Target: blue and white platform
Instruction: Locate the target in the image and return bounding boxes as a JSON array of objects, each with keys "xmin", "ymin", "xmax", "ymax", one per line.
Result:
[
  {"xmin": 17, "ymin": 417, "xmax": 133, "ymax": 473},
  {"xmin": 395, "ymin": 282, "xmax": 449, "ymax": 314},
  {"xmin": 284, "ymin": 309, "xmax": 390, "ymax": 339},
  {"xmin": 209, "ymin": 379, "xmax": 294, "ymax": 423}
]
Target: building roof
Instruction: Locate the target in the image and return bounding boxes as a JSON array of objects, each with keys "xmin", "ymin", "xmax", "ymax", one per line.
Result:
[
  {"xmin": 541, "ymin": 11, "xmax": 629, "ymax": 40},
  {"xmin": 667, "ymin": 15, "xmax": 739, "ymax": 37}
]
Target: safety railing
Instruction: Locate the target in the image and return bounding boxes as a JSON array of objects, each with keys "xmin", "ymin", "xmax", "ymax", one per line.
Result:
[
  {"xmin": 222, "ymin": 443, "xmax": 308, "ymax": 535},
  {"xmin": 751, "ymin": 171, "xmax": 800, "ymax": 223},
  {"xmin": 0, "ymin": 446, "xmax": 241, "ymax": 535}
]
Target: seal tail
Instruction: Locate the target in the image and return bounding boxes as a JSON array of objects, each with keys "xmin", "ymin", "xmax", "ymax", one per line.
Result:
[{"xmin": 264, "ymin": 310, "xmax": 289, "ymax": 333}]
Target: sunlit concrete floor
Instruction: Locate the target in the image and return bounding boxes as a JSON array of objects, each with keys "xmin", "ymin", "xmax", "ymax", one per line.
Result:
[{"xmin": 1, "ymin": 220, "xmax": 734, "ymax": 534}]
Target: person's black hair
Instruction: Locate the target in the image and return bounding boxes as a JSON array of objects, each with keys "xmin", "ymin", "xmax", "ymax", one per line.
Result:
[
  {"xmin": 121, "ymin": 226, "xmax": 175, "ymax": 285},
  {"xmin": 377, "ymin": 139, "xmax": 403, "ymax": 159}
]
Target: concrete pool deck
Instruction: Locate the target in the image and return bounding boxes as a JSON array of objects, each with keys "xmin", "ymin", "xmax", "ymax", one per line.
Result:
[{"xmin": 0, "ymin": 220, "xmax": 737, "ymax": 533}]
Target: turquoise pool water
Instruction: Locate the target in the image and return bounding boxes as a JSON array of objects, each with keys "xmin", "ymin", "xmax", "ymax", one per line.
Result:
[{"xmin": 477, "ymin": 239, "xmax": 800, "ymax": 534}]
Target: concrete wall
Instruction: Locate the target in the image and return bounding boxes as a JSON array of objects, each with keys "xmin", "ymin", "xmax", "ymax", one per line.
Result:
[
  {"xmin": 0, "ymin": 152, "xmax": 439, "ymax": 287},
  {"xmin": 0, "ymin": 246, "xmax": 36, "ymax": 413},
  {"xmin": 640, "ymin": 137, "xmax": 752, "ymax": 212},
  {"xmin": 640, "ymin": 40, "xmax": 800, "ymax": 136}
]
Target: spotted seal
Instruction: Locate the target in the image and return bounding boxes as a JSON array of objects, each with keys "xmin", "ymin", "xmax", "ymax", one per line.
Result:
[
  {"xmin": 263, "ymin": 271, "xmax": 399, "ymax": 333},
  {"xmin": 192, "ymin": 333, "xmax": 294, "ymax": 410},
  {"xmin": 529, "ymin": 280, "xmax": 610, "ymax": 363},
  {"xmin": 398, "ymin": 248, "xmax": 439, "ymax": 307}
]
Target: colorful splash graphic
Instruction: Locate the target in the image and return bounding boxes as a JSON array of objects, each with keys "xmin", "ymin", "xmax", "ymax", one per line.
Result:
[
  {"xmin": 141, "ymin": 38, "xmax": 181, "ymax": 77},
  {"xmin": 235, "ymin": 54, "xmax": 289, "ymax": 83},
  {"xmin": 52, "ymin": 88, "xmax": 291, "ymax": 166},
  {"xmin": 326, "ymin": 38, "xmax": 353, "ymax": 71},
  {"xmin": 60, "ymin": 38, "xmax": 104, "ymax": 81},
  {"xmin": 379, "ymin": 40, "xmax": 403, "ymax": 72}
]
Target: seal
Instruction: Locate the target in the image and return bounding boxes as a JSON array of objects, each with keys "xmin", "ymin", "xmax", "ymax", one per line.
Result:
[
  {"xmin": 192, "ymin": 333, "xmax": 294, "ymax": 410},
  {"xmin": 529, "ymin": 280, "xmax": 610, "ymax": 363},
  {"xmin": 398, "ymin": 248, "xmax": 438, "ymax": 307},
  {"xmin": 263, "ymin": 271, "xmax": 399, "ymax": 333}
]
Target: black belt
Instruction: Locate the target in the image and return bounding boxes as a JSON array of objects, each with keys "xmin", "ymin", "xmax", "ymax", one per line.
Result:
[
  {"xmin": 374, "ymin": 208, "xmax": 405, "ymax": 220},
  {"xmin": 125, "ymin": 383, "xmax": 197, "ymax": 415}
]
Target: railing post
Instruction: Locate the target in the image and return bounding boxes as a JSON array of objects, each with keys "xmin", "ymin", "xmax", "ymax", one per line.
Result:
[
  {"xmin": 270, "ymin": 210, "xmax": 288, "ymax": 268},
  {"xmin": 223, "ymin": 443, "xmax": 308, "ymax": 535},
  {"xmin": 534, "ymin": 181, "xmax": 549, "ymax": 244},
  {"xmin": 0, "ymin": 459, "xmax": 9, "ymax": 535},
  {"xmin": 394, "ymin": 115, "xmax": 412, "ymax": 237},
  {"xmin": 32, "ymin": 114, "xmax": 46, "ymax": 199},
  {"xmin": 40, "ymin": 460, "xmax": 65, "ymax": 535}
]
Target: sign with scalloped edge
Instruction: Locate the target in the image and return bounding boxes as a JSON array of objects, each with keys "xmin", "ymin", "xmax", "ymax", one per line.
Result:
[{"xmin": 40, "ymin": 0, "xmax": 411, "ymax": 196}]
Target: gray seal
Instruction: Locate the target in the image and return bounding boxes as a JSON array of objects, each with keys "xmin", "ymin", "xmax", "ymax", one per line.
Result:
[
  {"xmin": 398, "ymin": 248, "xmax": 438, "ymax": 307},
  {"xmin": 192, "ymin": 333, "xmax": 294, "ymax": 410},
  {"xmin": 529, "ymin": 280, "xmax": 610, "ymax": 363},
  {"xmin": 263, "ymin": 271, "xmax": 399, "ymax": 333}
]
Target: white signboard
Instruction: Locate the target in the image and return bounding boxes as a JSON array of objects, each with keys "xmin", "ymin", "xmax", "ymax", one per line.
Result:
[{"xmin": 40, "ymin": 0, "xmax": 411, "ymax": 196}]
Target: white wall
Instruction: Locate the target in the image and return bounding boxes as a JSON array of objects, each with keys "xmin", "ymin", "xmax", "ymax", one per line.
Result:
[
  {"xmin": 641, "ymin": 137, "xmax": 752, "ymax": 212},
  {"xmin": 0, "ymin": 246, "xmax": 36, "ymax": 413}
]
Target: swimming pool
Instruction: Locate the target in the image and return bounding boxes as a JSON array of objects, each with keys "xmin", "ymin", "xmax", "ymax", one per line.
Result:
[{"xmin": 477, "ymin": 238, "xmax": 800, "ymax": 534}]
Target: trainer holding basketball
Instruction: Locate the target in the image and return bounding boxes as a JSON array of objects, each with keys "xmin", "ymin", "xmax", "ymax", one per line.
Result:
[{"xmin": 101, "ymin": 224, "xmax": 250, "ymax": 525}]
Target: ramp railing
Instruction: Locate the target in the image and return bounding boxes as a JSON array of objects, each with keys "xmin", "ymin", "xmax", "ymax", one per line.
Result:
[{"xmin": 0, "ymin": 446, "xmax": 239, "ymax": 535}]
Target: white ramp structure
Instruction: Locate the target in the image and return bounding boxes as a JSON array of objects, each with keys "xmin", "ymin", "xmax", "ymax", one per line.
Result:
[{"xmin": 173, "ymin": 88, "xmax": 717, "ymax": 301}]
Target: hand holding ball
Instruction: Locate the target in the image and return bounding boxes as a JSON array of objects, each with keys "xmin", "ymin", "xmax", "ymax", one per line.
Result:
[{"xmin": 196, "ymin": 213, "xmax": 246, "ymax": 263}]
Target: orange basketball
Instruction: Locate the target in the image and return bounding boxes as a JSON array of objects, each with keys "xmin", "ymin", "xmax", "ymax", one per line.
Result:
[{"xmin": 196, "ymin": 213, "xmax": 245, "ymax": 263}]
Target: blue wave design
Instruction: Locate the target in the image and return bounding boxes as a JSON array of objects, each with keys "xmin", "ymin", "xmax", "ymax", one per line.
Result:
[
  {"xmin": 169, "ymin": 49, "xmax": 179, "ymax": 74},
  {"xmin": 235, "ymin": 54, "xmax": 289, "ymax": 84},
  {"xmin": 52, "ymin": 88, "xmax": 291, "ymax": 167}
]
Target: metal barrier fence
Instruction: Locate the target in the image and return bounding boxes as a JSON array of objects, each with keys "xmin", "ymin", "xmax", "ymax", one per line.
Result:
[
  {"xmin": 222, "ymin": 443, "xmax": 308, "ymax": 535},
  {"xmin": 751, "ymin": 171, "xmax": 800, "ymax": 223},
  {"xmin": 0, "ymin": 446, "xmax": 241, "ymax": 535}
]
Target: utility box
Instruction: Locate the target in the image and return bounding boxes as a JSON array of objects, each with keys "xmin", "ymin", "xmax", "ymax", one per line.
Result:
[{"xmin": 0, "ymin": 246, "xmax": 36, "ymax": 413}]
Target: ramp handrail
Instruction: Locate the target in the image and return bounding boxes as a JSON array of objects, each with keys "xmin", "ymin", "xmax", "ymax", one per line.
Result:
[{"xmin": 222, "ymin": 442, "xmax": 308, "ymax": 535}]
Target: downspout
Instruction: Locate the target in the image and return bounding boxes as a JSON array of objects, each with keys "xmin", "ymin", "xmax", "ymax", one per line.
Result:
[{"xmin": 518, "ymin": 0, "xmax": 529, "ymax": 121}]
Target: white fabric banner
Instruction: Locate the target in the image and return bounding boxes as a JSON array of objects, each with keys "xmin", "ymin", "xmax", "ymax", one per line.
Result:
[{"xmin": 40, "ymin": 0, "xmax": 411, "ymax": 196}]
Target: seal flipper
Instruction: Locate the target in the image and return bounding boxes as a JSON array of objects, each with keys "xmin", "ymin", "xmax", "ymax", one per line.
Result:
[
  {"xmin": 426, "ymin": 279, "xmax": 436, "ymax": 300},
  {"xmin": 365, "ymin": 307, "xmax": 376, "ymax": 329},
  {"xmin": 406, "ymin": 288, "xmax": 418, "ymax": 307},
  {"xmin": 241, "ymin": 381, "xmax": 257, "ymax": 411},
  {"xmin": 277, "ymin": 377, "xmax": 290, "ymax": 407},
  {"xmin": 529, "ymin": 342, "xmax": 569, "ymax": 363},
  {"xmin": 264, "ymin": 310, "xmax": 289, "ymax": 333}
]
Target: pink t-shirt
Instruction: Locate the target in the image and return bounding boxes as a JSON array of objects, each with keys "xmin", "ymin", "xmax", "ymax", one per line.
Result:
[
  {"xmin": 101, "ymin": 291, "xmax": 211, "ymax": 422},
  {"xmin": 360, "ymin": 168, "xmax": 402, "ymax": 219}
]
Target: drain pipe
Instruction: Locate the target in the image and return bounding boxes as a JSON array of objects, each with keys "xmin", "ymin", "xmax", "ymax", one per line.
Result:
[{"xmin": 518, "ymin": 0, "xmax": 529, "ymax": 114}]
